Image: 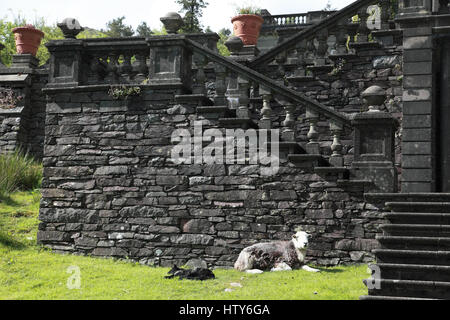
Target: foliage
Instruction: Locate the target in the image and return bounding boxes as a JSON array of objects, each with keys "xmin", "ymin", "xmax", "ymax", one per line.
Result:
[
  {"xmin": 136, "ymin": 22, "xmax": 154, "ymax": 37},
  {"xmin": 0, "ymin": 150, "xmax": 42, "ymax": 198},
  {"xmin": 323, "ymin": 0, "xmax": 337, "ymax": 11},
  {"xmin": 103, "ymin": 16, "xmax": 134, "ymax": 37},
  {"xmin": 176, "ymin": 0, "xmax": 208, "ymax": 33},
  {"xmin": 236, "ymin": 6, "xmax": 262, "ymax": 15},
  {"xmin": 217, "ymin": 28, "xmax": 231, "ymax": 57},
  {"xmin": 108, "ymin": 85, "xmax": 142, "ymax": 100},
  {"xmin": 0, "ymin": 88, "xmax": 23, "ymax": 109},
  {"xmin": 0, "ymin": 13, "xmax": 107, "ymax": 67}
]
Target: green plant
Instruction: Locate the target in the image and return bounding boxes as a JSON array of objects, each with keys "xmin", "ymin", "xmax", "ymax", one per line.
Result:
[
  {"xmin": 0, "ymin": 88, "xmax": 23, "ymax": 109},
  {"xmin": 0, "ymin": 150, "xmax": 42, "ymax": 198},
  {"xmin": 108, "ymin": 85, "xmax": 142, "ymax": 100},
  {"xmin": 236, "ymin": 6, "xmax": 262, "ymax": 15}
]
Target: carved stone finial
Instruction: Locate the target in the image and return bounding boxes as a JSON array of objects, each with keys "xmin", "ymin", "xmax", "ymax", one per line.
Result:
[
  {"xmin": 57, "ymin": 18, "xmax": 84, "ymax": 39},
  {"xmin": 225, "ymin": 36, "xmax": 243, "ymax": 55},
  {"xmin": 160, "ymin": 12, "xmax": 184, "ymax": 34},
  {"xmin": 361, "ymin": 85, "xmax": 386, "ymax": 112}
]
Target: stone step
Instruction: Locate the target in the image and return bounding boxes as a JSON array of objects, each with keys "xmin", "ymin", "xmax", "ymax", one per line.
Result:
[
  {"xmin": 219, "ymin": 118, "xmax": 258, "ymax": 129},
  {"xmin": 373, "ymin": 263, "xmax": 450, "ymax": 282},
  {"xmin": 364, "ymin": 278, "xmax": 450, "ymax": 299},
  {"xmin": 382, "ymin": 212, "xmax": 450, "ymax": 225},
  {"xmin": 359, "ymin": 295, "xmax": 439, "ymax": 300},
  {"xmin": 336, "ymin": 179, "xmax": 373, "ymax": 188},
  {"xmin": 175, "ymin": 94, "xmax": 214, "ymax": 106},
  {"xmin": 373, "ymin": 249, "xmax": 450, "ymax": 266},
  {"xmin": 380, "ymin": 224, "xmax": 450, "ymax": 237},
  {"xmin": 287, "ymin": 154, "xmax": 328, "ymax": 167},
  {"xmin": 377, "ymin": 235, "xmax": 450, "ymax": 251},
  {"xmin": 365, "ymin": 193, "xmax": 450, "ymax": 203},
  {"xmin": 386, "ymin": 202, "xmax": 450, "ymax": 213},
  {"xmin": 197, "ymin": 106, "xmax": 235, "ymax": 119},
  {"xmin": 267, "ymin": 142, "xmax": 304, "ymax": 154}
]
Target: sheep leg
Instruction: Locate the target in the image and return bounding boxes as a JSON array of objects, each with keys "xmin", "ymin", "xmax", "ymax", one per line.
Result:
[{"xmin": 301, "ymin": 265, "xmax": 320, "ymax": 272}]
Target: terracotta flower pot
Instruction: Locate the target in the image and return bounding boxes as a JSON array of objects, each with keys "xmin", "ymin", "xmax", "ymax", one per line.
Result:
[
  {"xmin": 231, "ymin": 14, "xmax": 264, "ymax": 46},
  {"xmin": 12, "ymin": 25, "xmax": 45, "ymax": 56}
]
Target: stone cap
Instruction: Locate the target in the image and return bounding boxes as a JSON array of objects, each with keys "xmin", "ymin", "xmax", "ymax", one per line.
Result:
[
  {"xmin": 160, "ymin": 12, "xmax": 184, "ymax": 34},
  {"xmin": 58, "ymin": 18, "xmax": 84, "ymax": 39}
]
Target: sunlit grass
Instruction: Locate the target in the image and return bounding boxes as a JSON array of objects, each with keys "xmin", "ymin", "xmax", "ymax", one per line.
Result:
[{"xmin": 0, "ymin": 191, "xmax": 369, "ymax": 300}]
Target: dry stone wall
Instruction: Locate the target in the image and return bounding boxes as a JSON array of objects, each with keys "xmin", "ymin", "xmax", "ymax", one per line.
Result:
[{"xmin": 37, "ymin": 86, "xmax": 386, "ymax": 268}]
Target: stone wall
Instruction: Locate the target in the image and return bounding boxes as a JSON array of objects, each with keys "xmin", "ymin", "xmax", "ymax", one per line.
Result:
[
  {"xmin": 0, "ymin": 57, "xmax": 48, "ymax": 160},
  {"xmin": 258, "ymin": 39, "xmax": 404, "ymax": 187},
  {"xmin": 37, "ymin": 86, "xmax": 386, "ymax": 268}
]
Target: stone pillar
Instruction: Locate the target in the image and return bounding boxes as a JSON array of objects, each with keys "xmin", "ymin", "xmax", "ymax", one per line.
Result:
[
  {"xmin": 352, "ymin": 86, "xmax": 399, "ymax": 193},
  {"xmin": 147, "ymin": 36, "xmax": 193, "ymax": 92},
  {"xmin": 397, "ymin": 0, "xmax": 436, "ymax": 192},
  {"xmin": 46, "ymin": 40, "xmax": 84, "ymax": 87}
]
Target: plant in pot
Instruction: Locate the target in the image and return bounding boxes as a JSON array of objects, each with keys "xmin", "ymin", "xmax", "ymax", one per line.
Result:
[
  {"xmin": 12, "ymin": 24, "xmax": 44, "ymax": 56},
  {"xmin": 231, "ymin": 6, "xmax": 264, "ymax": 46}
]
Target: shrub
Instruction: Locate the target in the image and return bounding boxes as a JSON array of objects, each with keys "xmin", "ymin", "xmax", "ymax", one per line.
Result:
[{"xmin": 0, "ymin": 150, "xmax": 43, "ymax": 198}]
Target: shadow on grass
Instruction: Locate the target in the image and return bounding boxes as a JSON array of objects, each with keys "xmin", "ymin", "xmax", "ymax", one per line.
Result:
[
  {"xmin": 0, "ymin": 231, "xmax": 26, "ymax": 250},
  {"xmin": 311, "ymin": 267, "xmax": 345, "ymax": 273},
  {"xmin": 0, "ymin": 194, "xmax": 20, "ymax": 207}
]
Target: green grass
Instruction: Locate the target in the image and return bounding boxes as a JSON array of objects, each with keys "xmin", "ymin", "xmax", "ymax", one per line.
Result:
[
  {"xmin": 0, "ymin": 191, "xmax": 370, "ymax": 300},
  {"xmin": 0, "ymin": 150, "xmax": 43, "ymax": 198}
]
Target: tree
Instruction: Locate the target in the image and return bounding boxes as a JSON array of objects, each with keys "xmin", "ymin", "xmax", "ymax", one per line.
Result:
[
  {"xmin": 0, "ymin": 13, "xmax": 107, "ymax": 67},
  {"xmin": 217, "ymin": 28, "xmax": 231, "ymax": 57},
  {"xmin": 176, "ymin": 0, "xmax": 208, "ymax": 33},
  {"xmin": 136, "ymin": 22, "xmax": 153, "ymax": 37},
  {"xmin": 323, "ymin": 1, "xmax": 337, "ymax": 11},
  {"xmin": 103, "ymin": 16, "xmax": 134, "ymax": 37}
]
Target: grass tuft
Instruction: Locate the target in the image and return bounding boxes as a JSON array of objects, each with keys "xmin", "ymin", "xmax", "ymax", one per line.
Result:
[{"xmin": 0, "ymin": 150, "xmax": 42, "ymax": 198}]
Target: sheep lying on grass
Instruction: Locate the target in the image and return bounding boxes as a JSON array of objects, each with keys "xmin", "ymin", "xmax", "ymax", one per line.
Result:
[{"xmin": 234, "ymin": 231, "xmax": 320, "ymax": 273}]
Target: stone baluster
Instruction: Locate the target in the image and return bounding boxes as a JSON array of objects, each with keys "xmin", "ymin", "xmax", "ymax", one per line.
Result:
[
  {"xmin": 237, "ymin": 76, "xmax": 250, "ymax": 118},
  {"xmin": 226, "ymin": 71, "xmax": 239, "ymax": 109},
  {"xmin": 275, "ymin": 52, "xmax": 287, "ymax": 81},
  {"xmin": 193, "ymin": 54, "xmax": 208, "ymax": 95},
  {"xmin": 306, "ymin": 39, "xmax": 316, "ymax": 62},
  {"xmin": 214, "ymin": 65, "xmax": 227, "ymax": 106},
  {"xmin": 357, "ymin": 7, "xmax": 370, "ymax": 43},
  {"xmin": 335, "ymin": 22, "xmax": 349, "ymax": 55},
  {"xmin": 89, "ymin": 55, "xmax": 103, "ymax": 82},
  {"xmin": 259, "ymin": 85, "xmax": 272, "ymax": 129},
  {"xmin": 329, "ymin": 120, "xmax": 344, "ymax": 167},
  {"xmin": 295, "ymin": 41, "xmax": 307, "ymax": 76},
  {"xmin": 135, "ymin": 51, "xmax": 149, "ymax": 80},
  {"xmin": 315, "ymin": 30, "xmax": 328, "ymax": 66},
  {"xmin": 306, "ymin": 107, "xmax": 320, "ymax": 154},
  {"xmin": 119, "ymin": 52, "xmax": 132, "ymax": 81},
  {"xmin": 282, "ymin": 101, "xmax": 296, "ymax": 142},
  {"xmin": 106, "ymin": 53, "xmax": 119, "ymax": 83},
  {"xmin": 379, "ymin": 0, "xmax": 391, "ymax": 30},
  {"xmin": 347, "ymin": 22, "xmax": 358, "ymax": 53}
]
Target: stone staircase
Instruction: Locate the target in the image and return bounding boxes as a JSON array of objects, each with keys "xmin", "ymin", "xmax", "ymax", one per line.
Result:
[{"xmin": 361, "ymin": 193, "xmax": 450, "ymax": 300}]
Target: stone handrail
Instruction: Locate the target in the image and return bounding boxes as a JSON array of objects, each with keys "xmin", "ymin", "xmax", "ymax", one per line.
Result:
[
  {"xmin": 185, "ymin": 38, "xmax": 352, "ymax": 127},
  {"xmin": 250, "ymin": 0, "xmax": 398, "ymax": 68},
  {"xmin": 262, "ymin": 13, "xmax": 309, "ymax": 29},
  {"xmin": 261, "ymin": 11, "xmax": 338, "ymax": 30}
]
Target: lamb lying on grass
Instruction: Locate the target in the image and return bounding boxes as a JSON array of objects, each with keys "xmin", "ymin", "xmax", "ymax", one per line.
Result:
[
  {"xmin": 234, "ymin": 231, "xmax": 320, "ymax": 273},
  {"xmin": 165, "ymin": 265, "xmax": 215, "ymax": 280}
]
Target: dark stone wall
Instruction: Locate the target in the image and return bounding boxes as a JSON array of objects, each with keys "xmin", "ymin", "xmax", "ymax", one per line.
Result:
[
  {"xmin": 0, "ymin": 69, "xmax": 48, "ymax": 160},
  {"xmin": 37, "ymin": 87, "xmax": 386, "ymax": 268},
  {"xmin": 258, "ymin": 40, "xmax": 404, "ymax": 187}
]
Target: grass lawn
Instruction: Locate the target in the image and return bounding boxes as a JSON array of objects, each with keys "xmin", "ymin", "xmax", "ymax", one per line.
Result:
[{"xmin": 0, "ymin": 191, "xmax": 370, "ymax": 300}]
